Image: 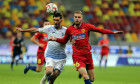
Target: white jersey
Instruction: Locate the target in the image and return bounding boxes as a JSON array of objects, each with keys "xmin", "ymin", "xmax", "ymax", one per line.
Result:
[{"xmin": 38, "ymin": 25, "xmax": 67, "ymax": 60}]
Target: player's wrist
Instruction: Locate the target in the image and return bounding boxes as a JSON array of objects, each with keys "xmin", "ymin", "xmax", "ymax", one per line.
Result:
[{"xmin": 54, "ymin": 38, "xmax": 57, "ymax": 41}]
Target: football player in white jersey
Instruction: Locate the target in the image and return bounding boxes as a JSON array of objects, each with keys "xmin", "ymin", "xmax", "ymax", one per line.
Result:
[{"xmin": 16, "ymin": 13, "xmax": 67, "ymax": 84}]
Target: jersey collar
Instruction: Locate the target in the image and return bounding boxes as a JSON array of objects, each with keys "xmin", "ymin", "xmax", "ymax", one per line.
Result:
[{"xmin": 72, "ymin": 22, "xmax": 83, "ymax": 28}]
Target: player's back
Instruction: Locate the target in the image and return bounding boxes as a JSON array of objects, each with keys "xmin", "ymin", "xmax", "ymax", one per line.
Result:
[
  {"xmin": 34, "ymin": 32, "xmax": 48, "ymax": 52},
  {"xmin": 99, "ymin": 39, "xmax": 109, "ymax": 49}
]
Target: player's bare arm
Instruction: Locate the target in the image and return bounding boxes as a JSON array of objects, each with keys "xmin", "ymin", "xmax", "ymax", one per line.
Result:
[
  {"xmin": 114, "ymin": 31, "xmax": 124, "ymax": 34},
  {"xmin": 16, "ymin": 28, "xmax": 39, "ymax": 32},
  {"xmin": 30, "ymin": 36, "xmax": 44, "ymax": 48},
  {"xmin": 70, "ymin": 37, "xmax": 76, "ymax": 45}
]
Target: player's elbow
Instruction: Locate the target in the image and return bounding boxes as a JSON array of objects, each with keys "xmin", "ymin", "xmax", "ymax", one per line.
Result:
[
  {"xmin": 30, "ymin": 37, "xmax": 35, "ymax": 42},
  {"xmin": 30, "ymin": 38, "xmax": 33, "ymax": 42}
]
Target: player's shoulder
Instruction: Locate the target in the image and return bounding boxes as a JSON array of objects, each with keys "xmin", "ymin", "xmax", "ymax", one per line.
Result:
[
  {"xmin": 43, "ymin": 25, "xmax": 54, "ymax": 28},
  {"xmin": 83, "ymin": 22, "xmax": 94, "ymax": 27},
  {"xmin": 34, "ymin": 32, "xmax": 41, "ymax": 36},
  {"xmin": 67, "ymin": 25, "xmax": 73, "ymax": 30},
  {"xmin": 61, "ymin": 26, "xmax": 67, "ymax": 30}
]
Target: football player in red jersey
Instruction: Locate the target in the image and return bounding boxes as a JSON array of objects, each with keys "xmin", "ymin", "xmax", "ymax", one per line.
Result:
[
  {"xmin": 24, "ymin": 20, "xmax": 50, "ymax": 74},
  {"xmin": 98, "ymin": 34, "xmax": 109, "ymax": 70},
  {"xmin": 48, "ymin": 11, "xmax": 123, "ymax": 84}
]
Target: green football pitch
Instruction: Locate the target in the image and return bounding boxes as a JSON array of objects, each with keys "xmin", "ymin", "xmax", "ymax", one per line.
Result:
[{"xmin": 0, "ymin": 64, "xmax": 140, "ymax": 84}]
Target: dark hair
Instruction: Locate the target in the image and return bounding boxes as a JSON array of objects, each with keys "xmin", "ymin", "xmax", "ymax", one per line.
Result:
[
  {"xmin": 53, "ymin": 12, "xmax": 62, "ymax": 19},
  {"xmin": 44, "ymin": 19, "xmax": 49, "ymax": 22}
]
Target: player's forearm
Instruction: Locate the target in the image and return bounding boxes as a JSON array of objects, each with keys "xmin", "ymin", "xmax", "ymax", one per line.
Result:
[
  {"xmin": 56, "ymin": 38, "xmax": 68, "ymax": 44},
  {"xmin": 95, "ymin": 27, "xmax": 114, "ymax": 34},
  {"xmin": 30, "ymin": 38, "xmax": 40, "ymax": 45},
  {"xmin": 21, "ymin": 28, "xmax": 38, "ymax": 32}
]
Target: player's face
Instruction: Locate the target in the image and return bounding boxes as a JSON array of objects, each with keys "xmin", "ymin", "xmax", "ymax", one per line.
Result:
[
  {"xmin": 53, "ymin": 17, "xmax": 62, "ymax": 28},
  {"xmin": 17, "ymin": 32, "xmax": 22, "ymax": 38},
  {"xmin": 103, "ymin": 34, "xmax": 108, "ymax": 40},
  {"xmin": 43, "ymin": 22, "xmax": 50, "ymax": 26},
  {"xmin": 74, "ymin": 13, "xmax": 83, "ymax": 25}
]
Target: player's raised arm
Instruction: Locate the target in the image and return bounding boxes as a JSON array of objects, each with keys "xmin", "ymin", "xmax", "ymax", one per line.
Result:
[
  {"xmin": 88, "ymin": 24, "xmax": 123, "ymax": 34},
  {"xmin": 16, "ymin": 27, "xmax": 39, "ymax": 32}
]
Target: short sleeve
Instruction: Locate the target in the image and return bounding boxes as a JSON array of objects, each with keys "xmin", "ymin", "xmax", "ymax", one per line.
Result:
[
  {"xmin": 34, "ymin": 32, "xmax": 41, "ymax": 38},
  {"xmin": 99, "ymin": 40, "xmax": 103, "ymax": 45},
  {"xmin": 38, "ymin": 25, "xmax": 51, "ymax": 34}
]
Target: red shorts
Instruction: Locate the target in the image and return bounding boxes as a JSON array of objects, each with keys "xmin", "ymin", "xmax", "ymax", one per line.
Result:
[
  {"xmin": 73, "ymin": 53, "xmax": 94, "ymax": 70},
  {"xmin": 37, "ymin": 52, "xmax": 45, "ymax": 65},
  {"xmin": 101, "ymin": 51, "xmax": 109, "ymax": 56},
  {"xmin": 101, "ymin": 49, "xmax": 109, "ymax": 56}
]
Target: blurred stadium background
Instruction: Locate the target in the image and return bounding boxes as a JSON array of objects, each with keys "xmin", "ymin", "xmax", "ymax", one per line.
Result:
[{"xmin": 0, "ymin": 0, "xmax": 140, "ymax": 84}]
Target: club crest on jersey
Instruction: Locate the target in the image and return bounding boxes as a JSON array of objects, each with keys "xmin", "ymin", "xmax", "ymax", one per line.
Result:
[
  {"xmin": 72, "ymin": 33, "xmax": 85, "ymax": 40},
  {"xmin": 81, "ymin": 29, "xmax": 85, "ymax": 33}
]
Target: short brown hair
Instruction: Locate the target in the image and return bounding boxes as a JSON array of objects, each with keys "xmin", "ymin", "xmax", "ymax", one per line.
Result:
[{"xmin": 74, "ymin": 11, "xmax": 82, "ymax": 14}]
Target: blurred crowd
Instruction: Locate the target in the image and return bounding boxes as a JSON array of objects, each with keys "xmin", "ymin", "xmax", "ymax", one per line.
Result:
[
  {"xmin": 0, "ymin": 0, "xmax": 140, "ymax": 43},
  {"xmin": 83, "ymin": 0, "xmax": 140, "ymax": 42},
  {"xmin": 0, "ymin": 0, "xmax": 73, "ymax": 39}
]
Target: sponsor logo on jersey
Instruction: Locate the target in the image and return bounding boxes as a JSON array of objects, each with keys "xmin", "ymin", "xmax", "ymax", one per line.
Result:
[
  {"xmin": 62, "ymin": 33, "xmax": 64, "ymax": 36},
  {"xmin": 72, "ymin": 33, "xmax": 85, "ymax": 40}
]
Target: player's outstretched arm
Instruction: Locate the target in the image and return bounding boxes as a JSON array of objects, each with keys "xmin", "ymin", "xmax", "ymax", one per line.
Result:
[
  {"xmin": 48, "ymin": 28, "xmax": 71, "ymax": 44},
  {"xmin": 89, "ymin": 24, "xmax": 123, "ymax": 34},
  {"xmin": 114, "ymin": 31, "xmax": 123, "ymax": 34},
  {"xmin": 16, "ymin": 28, "xmax": 39, "ymax": 32}
]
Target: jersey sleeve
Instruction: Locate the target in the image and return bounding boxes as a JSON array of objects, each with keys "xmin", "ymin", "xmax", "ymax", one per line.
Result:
[
  {"xmin": 38, "ymin": 25, "xmax": 50, "ymax": 34},
  {"xmin": 56, "ymin": 27, "xmax": 71, "ymax": 44},
  {"xmin": 98, "ymin": 40, "xmax": 103, "ymax": 45},
  {"xmin": 88, "ymin": 24, "xmax": 114, "ymax": 34},
  {"xmin": 34, "ymin": 32, "xmax": 41, "ymax": 38}
]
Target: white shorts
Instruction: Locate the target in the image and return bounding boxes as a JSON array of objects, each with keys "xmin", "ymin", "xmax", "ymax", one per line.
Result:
[{"xmin": 45, "ymin": 57, "xmax": 66, "ymax": 72}]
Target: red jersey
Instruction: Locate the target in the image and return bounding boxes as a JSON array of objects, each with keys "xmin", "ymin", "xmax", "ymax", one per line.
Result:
[
  {"xmin": 99, "ymin": 39, "xmax": 109, "ymax": 51},
  {"xmin": 56, "ymin": 22, "xmax": 114, "ymax": 55},
  {"xmin": 9, "ymin": 40, "xmax": 14, "ymax": 52},
  {"xmin": 34, "ymin": 32, "xmax": 48, "ymax": 52}
]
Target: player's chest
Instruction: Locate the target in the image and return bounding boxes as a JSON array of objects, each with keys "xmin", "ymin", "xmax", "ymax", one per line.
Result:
[
  {"xmin": 49, "ymin": 29, "xmax": 65, "ymax": 38},
  {"xmin": 15, "ymin": 39, "xmax": 22, "ymax": 44},
  {"xmin": 70, "ymin": 28, "xmax": 87, "ymax": 40}
]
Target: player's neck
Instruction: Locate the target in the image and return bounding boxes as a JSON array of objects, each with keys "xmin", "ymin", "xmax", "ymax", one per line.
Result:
[
  {"xmin": 74, "ymin": 22, "xmax": 82, "ymax": 28},
  {"xmin": 55, "ymin": 25, "xmax": 61, "ymax": 30}
]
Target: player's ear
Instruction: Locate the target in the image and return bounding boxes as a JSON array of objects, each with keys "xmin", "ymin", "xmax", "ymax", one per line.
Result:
[{"xmin": 60, "ymin": 19, "xmax": 62, "ymax": 23}]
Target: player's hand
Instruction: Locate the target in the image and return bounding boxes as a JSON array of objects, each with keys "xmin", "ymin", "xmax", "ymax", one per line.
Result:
[
  {"xmin": 16, "ymin": 44, "xmax": 20, "ymax": 47},
  {"xmin": 16, "ymin": 28, "xmax": 23, "ymax": 32},
  {"xmin": 114, "ymin": 31, "xmax": 123, "ymax": 34},
  {"xmin": 48, "ymin": 36, "xmax": 56, "ymax": 41},
  {"xmin": 70, "ymin": 37, "xmax": 76, "ymax": 45},
  {"xmin": 38, "ymin": 44, "xmax": 44, "ymax": 47}
]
